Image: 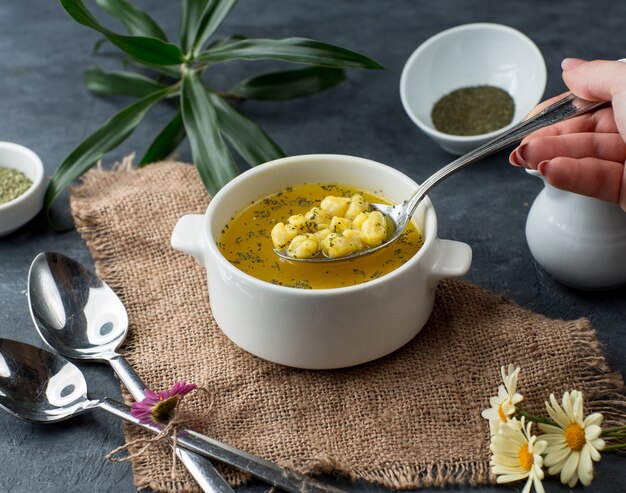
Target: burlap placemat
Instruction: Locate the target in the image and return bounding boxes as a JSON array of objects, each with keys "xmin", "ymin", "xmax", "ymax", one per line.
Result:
[{"xmin": 70, "ymin": 159, "xmax": 626, "ymax": 492}]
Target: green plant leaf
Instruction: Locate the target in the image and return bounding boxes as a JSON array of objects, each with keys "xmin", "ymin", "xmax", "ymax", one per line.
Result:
[
  {"xmin": 95, "ymin": 0, "xmax": 168, "ymax": 40},
  {"xmin": 230, "ymin": 66, "xmax": 346, "ymax": 100},
  {"xmin": 84, "ymin": 67, "xmax": 166, "ymax": 97},
  {"xmin": 180, "ymin": 0, "xmax": 209, "ymax": 53},
  {"xmin": 92, "ymin": 37, "xmax": 108, "ymax": 54},
  {"xmin": 209, "ymin": 93, "xmax": 284, "ymax": 165},
  {"xmin": 191, "ymin": 0, "xmax": 238, "ymax": 55},
  {"xmin": 60, "ymin": 0, "xmax": 184, "ymax": 65},
  {"xmin": 45, "ymin": 86, "xmax": 172, "ymax": 223},
  {"xmin": 206, "ymin": 34, "xmax": 246, "ymax": 49},
  {"xmin": 181, "ymin": 70, "xmax": 238, "ymax": 195},
  {"xmin": 139, "ymin": 111, "xmax": 186, "ymax": 166},
  {"xmin": 196, "ymin": 37, "xmax": 384, "ymax": 69},
  {"xmin": 125, "ymin": 57, "xmax": 181, "ymax": 78}
]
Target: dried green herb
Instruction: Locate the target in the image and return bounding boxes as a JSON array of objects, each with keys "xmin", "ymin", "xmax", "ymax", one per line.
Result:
[
  {"xmin": 0, "ymin": 167, "xmax": 33, "ymax": 204},
  {"xmin": 431, "ymin": 85, "xmax": 514, "ymax": 136}
]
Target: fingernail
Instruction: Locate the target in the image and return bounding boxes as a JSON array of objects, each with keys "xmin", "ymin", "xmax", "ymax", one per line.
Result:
[
  {"xmin": 538, "ymin": 160, "xmax": 549, "ymax": 175},
  {"xmin": 515, "ymin": 144, "xmax": 528, "ymax": 165},
  {"xmin": 509, "ymin": 149, "xmax": 522, "ymax": 166},
  {"xmin": 561, "ymin": 58, "xmax": 585, "ymax": 71}
]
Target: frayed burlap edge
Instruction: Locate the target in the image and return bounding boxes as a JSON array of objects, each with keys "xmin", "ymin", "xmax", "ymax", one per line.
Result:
[
  {"xmin": 567, "ymin": 321, "xmax": 626, "ymax": 427},
  {"xmin": 69, "ymin": 157, "xmax": 209, "ymax": 493},
  {"xmin": 69, "ymin": 159, "xmax": 626, "ymax": 492}
]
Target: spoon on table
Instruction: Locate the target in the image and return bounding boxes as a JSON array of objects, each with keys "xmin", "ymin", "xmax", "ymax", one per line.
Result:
[
  {"xmin": 275, "ymin": 93, "xmax": 605, "ymax": 262},
  {"xmin": 26, "ymin": 252, "xmax": 232, "ymax": 493},
  {"xmin": 0, "ymin": 338, "xmax": 346, "ymax": 493}
]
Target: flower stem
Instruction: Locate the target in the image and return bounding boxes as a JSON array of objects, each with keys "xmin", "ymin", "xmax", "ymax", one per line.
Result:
[
  {"xmin": 602, "ymin": 430, "xmax": 626, "ymax": 437},
  {"xmin": 602, "ymin": 425, "xmax": 626, "ymax": 435},
  {"xmin": 603, "ymin": 443, "xmax": 626, "ymax": 452},
  {"xmin": 517, "ymin": 409, "xmax": 557, "ymax": 427}
]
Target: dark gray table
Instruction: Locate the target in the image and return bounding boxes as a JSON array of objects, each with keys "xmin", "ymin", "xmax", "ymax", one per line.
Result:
[{"xmin": 1, "ymin": 1, "xmax": 624, "ymax": 492}]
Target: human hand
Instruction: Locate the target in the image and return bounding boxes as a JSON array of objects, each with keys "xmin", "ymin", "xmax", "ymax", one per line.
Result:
[{"xmin": 509, "ymin": 59, "xmax": 626, "ymax": 210}]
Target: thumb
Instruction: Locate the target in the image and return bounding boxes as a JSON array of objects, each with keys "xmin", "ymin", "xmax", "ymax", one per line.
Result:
[{"xmin": 562, "ymin": 59, "xmax": 626, "ymax": 141}]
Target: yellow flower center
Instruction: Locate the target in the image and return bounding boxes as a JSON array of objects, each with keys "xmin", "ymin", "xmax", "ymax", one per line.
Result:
[
  {"xmin": 151, "ymin": 396, "xmax": 180, "ymax": 424},
  {"xmin": 498, "ymin": 402, "xmax": 508, "ymax": 422},
  {"xmin": 518, "ymin": 444, "xmax": 534, "ymax": 471},
  {"xmin": 564, "ymin": 423, "xmax": 586, "ymax": 451}
]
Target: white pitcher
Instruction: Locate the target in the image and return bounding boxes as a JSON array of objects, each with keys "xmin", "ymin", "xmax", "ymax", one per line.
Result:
[{"xmin": 525, "ymin": 169, "xmax": 626, "ymax": 289}]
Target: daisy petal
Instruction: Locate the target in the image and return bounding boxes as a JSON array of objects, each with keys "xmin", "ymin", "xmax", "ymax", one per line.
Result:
[
  {"xmin": 498, "ymin": 385, "xmax": 508, "ymax": 400},
  {"xmin": 562, "ymin": 391, "xmax": 574, "ymax": 418},
  {"xmin": 560, "ymin": 451, "xmax": 579, "ymax": 486},
  {"xmin": 544, "ymin": 444, "xmax": 570, "ymax": 467},
  {"xmin": 578, "ymin": 446, "xmax": 594, "ymax": 486},
  {"xmin": 584, "ymin": 412, "xmax": 603, "ymax": 427},
  {"xmin": 547, "ymin": 394, "xmax": 570, "ymax": 428},
  {"xmin": 492, "ymin": 465, "xmax": 526, "ymax": 475},
  {"xmin": 534, "ymin": 439, "xmax": 547, "ymax": 455},
  {"xmin": 568, "ymin": 475, "xmax": 578, "ymax": 488},
  {"xmin": 589, "ymin": 442, "xmax": 603, "ymax": 460},
  {"xmin": 572, "ymin": 391, "xmax": 584, "ymax": 422},
  {"xmin": 538, "ymin": 423, "xmax": 566, "ymax": 435},
  {"xmin": 497, "ymin": 473, "xmax": 529, "ymax": 483},
  {"xmin": 534, "ymin": 474, "xmax": 546, "ymax": 493},
  {"xmin": 584, "ymin": 424, "xmax": 602, "ymax": 440}
]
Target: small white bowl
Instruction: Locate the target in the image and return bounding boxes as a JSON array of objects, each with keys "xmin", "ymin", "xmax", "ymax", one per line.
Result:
[
  {"xmin": 0, "ymin": 142, "xmax": 46, "ymax": 236},
  {"xmin": 400, "ymin": 23, "xmax": 547, "ymax": 155},
  {"xmin": 171, "ymin": 154, "xmax": 472, "ymax": 369}
]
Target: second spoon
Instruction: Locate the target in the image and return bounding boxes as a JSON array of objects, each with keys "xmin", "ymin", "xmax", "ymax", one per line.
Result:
[{"xmin": 27, "ymin": 251, "xmax": 233, "ymax": 493}]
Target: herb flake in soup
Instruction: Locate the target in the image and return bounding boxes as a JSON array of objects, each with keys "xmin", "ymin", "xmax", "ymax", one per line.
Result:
[{"xmin": 218, "ymin": 183, "xmax": 423, "ymax": 289}]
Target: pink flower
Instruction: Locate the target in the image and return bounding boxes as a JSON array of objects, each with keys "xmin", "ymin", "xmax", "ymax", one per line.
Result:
[{"xmin": 131, "ymin": 381, "xmax": 197, "ymax": 425}]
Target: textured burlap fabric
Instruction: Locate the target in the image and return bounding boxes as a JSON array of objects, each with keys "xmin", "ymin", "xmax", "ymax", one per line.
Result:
[{"xmin": 69, "ymin": 160, "xmax": 626, "ymax": 492}]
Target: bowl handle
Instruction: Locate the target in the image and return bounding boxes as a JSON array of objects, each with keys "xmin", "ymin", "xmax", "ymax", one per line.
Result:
[
  {"xmin": 171, "ymin": 214, "xmax": 205, "ymax": 266},
  {"xmin": 427, "ymin": 239, "xmax": 472, "ymax": 289}
]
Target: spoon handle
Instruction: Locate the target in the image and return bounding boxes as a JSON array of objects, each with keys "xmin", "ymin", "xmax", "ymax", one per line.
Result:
[
  {"xmin": 109, "ymin": 355, "xmax": 147, "ymax": 400},
  {"xmin": 405, "ymin": 93, "xmax": 606, "ymax": 218},
  {"xmin": 97, "ymin": 398, "xmax": 346, "ymax": 493},
  {"xmin": 108, "ymin": 355, "xmax": 233, "ymax": 493}
]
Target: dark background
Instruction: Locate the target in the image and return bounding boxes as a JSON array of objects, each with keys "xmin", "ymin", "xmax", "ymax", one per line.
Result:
[{"xmin": 1, "ymin": 1, "xmax": 625, "ymax": 491}]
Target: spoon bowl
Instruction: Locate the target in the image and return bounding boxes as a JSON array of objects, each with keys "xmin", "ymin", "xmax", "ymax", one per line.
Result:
[
  {"xmin": 28, "ymin": 252, "xmax": 127, "ymax": 359},
  {"xmin": 275, "ymin": 94, "xmax": 605, "ymax": 262},
  {"xmin": 0, "ymin": 338, "xmax": 92, "ymax": 423}
]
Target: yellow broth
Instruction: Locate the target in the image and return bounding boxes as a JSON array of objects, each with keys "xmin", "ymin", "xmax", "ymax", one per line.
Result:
[{"xmin": 217, "ymin": 183, "xmax": 424, "ymax": 289}]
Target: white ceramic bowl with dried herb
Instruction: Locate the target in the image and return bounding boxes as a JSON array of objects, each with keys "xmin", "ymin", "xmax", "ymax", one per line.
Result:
[
  {"xmin": 0, "ymin": 142, "xmax": 45, "ymax": 236},
  {"xmin": 400, "ymin": 23, "xmax": 546, "ymax": 155}
]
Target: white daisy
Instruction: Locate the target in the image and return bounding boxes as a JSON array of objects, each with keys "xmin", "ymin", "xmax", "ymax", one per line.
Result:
[
  {"xmin": 490, "ymin": 417, "xmax": 547, "ymax": 493},
  {"xmin": 538, "ymin": 390, "xmax": 605, "ymax": 487},
  {"xmin": 482, "ymin": 364, "xmax": 523, "ymax": 435}
]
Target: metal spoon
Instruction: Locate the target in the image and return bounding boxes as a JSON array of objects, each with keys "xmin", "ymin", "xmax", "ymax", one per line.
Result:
[
  {"xmin": 27, "ymin": 252, "xmax": 232, "ymax": 493},
  {"xmin": 0, "ymin": 338, "xmax": 346, "ymax": 493},
  {"xmin": 275, "ymin": 94, "xmax": 605, "ymax": 262}
]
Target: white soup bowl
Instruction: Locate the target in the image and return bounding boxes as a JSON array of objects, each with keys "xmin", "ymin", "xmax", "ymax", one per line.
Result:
[{"xmin": 171, "ymin": 154, "xmax": 472, "ymax": 369}]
